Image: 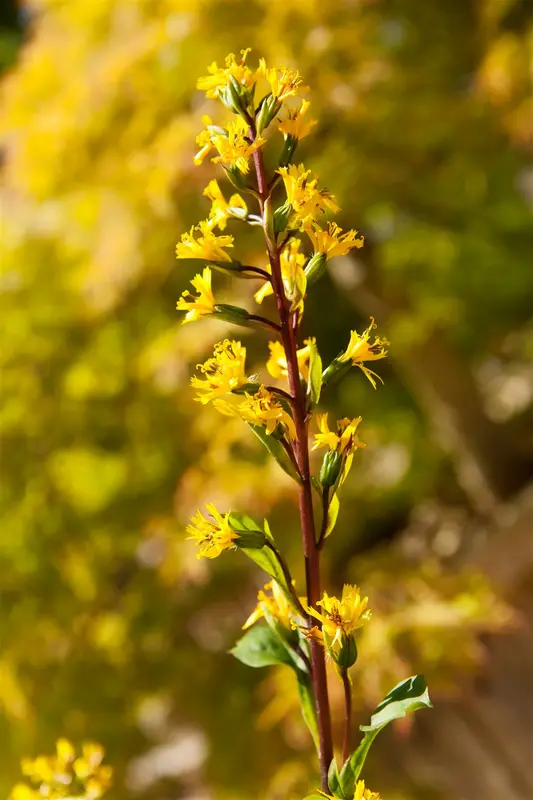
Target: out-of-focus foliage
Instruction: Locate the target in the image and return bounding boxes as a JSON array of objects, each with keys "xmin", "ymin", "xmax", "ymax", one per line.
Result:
[{"xmin": 1, "ymin": 1, "xmax": 532, "ymax": 799}]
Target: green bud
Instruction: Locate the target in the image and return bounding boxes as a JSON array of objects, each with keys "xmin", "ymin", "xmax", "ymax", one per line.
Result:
[
  {"xmin": 319, "ymin": 449, "xmax": 344, "ymax": 488},
  {"xmin": 220, "ymin": 75, "xmax": 252, "ymax": 120},
  {"xmin": 321, "ymin": 358, "xmax": 352, "ymax": 386},
  {"xmin": 235, "ymin": 530, "xmax": 267, "ymax": 550},
  {"xmin": 278, "ymin": 134, "xmax": 297, "ymax": 168},
  {"xmin": 273, "ymin": 202, "xmax": 292, "ymax": 234},
  {"xmin": 231, "ymin": 381, "xmax": 260, "ymax": 395},
  {"xmin": 334, "ymin": 634, "xmax": 358, "ymax": 669},
  {"xmin": 263, "ymin": 196, "xmax": 275, "ymax": 244},
  {"xmin": 224, "ymin": 165, "xmax": 249, "ymax": 191},
  {"xmin": 214, "ymin": 303, "xmax": 251, "ymax": 326},
  {"xmin": 305, "ymin": 252, "xmax": 328, "ymax": 286},
  {"xmin": 256, "ymin": 93, "xmax": 282, "ymax": 134}
]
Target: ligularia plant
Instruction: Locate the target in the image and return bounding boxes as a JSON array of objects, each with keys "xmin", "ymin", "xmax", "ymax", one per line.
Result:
[{"xmin": 177, "ymin": 50, "xmax": 432, "ymax": 796}]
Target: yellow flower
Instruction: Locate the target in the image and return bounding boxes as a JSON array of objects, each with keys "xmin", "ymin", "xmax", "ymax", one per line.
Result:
[
  {"xmin": 203, "ymin": 179, "xmax": 247, "ymax": 230},
  {"xmin": 213, "ymin": 385, "xmax": 296, "ymax": 439},
  {"xmin": 306, "ymin": 221, "xmax": 364, "ymax": 258},
  {"xmin": 175, "ymin": 219, "xmax": 234, "ymax": 262},
  {"xmin": 10, "ymin": 785, "xmax": 39, "ymax": 800},
  {"xmin": 194, "ymin": 116, "xmax": 265, "ymax": 174},
  {"xmin": 243, "ymin": 580, "xmax": 293, "ymax": 629},
  {"xmin": 254, "ymin": 238, "xmax": 307, "ymax": 312},
  {"xmin": 176, "ymin": 267, "xmax": 216, "ymax": 324},
  {"xmin": 353, "ymin": 780, "xmax": 381, "ymax": 800},
  {"xmin": 312, "ymin": 414, "xmax": 365, "ymax": 455},
  {"xmin": 307, "ymin": 585, "xmax": 372, "ymax": 647},
  {"xmin": 14, "ymin": 740, "xmax": 112, "ymax": 800},
  {"xmin": 277, "ymin": 164, "xmax": 340, "ymax": 228},
  {"xmin": 266, "ymin": 339, "xmax": 312, "ymax": 382},
  {"xmin": 338, "ymin": 317, "xmax": 389, "ymax": 388},
  {"xmin": 191, "ymin": 339, "xmax": 248, "ymax": 404},
  {"xmin": 186, "ymin": 503, "xmax": 239, "ymax": 559},
  {"xmin": 259, "ymin": 58, "xmax": 307, "ymax": 101},
  {"xmin": 278, "ymin": 99, "xmax": 317, "ymax": 140},
  {"xmin": 197, "ymin": 49, "xmax": 256, "ymax": 99}
]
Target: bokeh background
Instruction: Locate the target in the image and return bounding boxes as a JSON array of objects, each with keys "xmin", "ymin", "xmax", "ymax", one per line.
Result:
[{"xmin": 1, "ymin": 1, "xmax": 533, "ymax": 798}]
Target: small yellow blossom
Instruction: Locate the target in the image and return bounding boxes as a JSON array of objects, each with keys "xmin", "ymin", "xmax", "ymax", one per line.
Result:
[
  {"xmin": 203, "ymin": 179, "xmax": 247, "ymax": 230},
  {"xmin": 277, "ymin": 164, "xmax": 340, "ymax": 228},
  {"xmin": 197, "ymin": 49, "xmax": 256, "ymax": 99},
  {"xmin": 259, "ymin": 59, "xmax": 307, "ymax": 101},
  {"xmin": 191, "ymin": 339, "xmax": 247, "ymax": 404},
  {"xmin": 278, "ymin": 99, "xmax": 317, "ymax": 140},
  {"xmin": 214, "ymin": 385, "xmax": 296, "ymax": 439},
  {"xmin": 306, "ymin": 221, "xmax": 364, "ymax": 258},
  {"xmin": 353, "ymin": 780, "xmax": 381, "ymax": 800},
  {"xmin": 312, "ymin": 414, "xmax": 366, "ymax": 455},
  {"xmin": 13, "ymin": 740, "xmax": 112, "ymax": 800},
  {"xmin": 266, "ymin": 339, "xmax": 312, "ymax": 382},
  {"xmin": 254, "ymin": 238, "xmax": 307, "ymax": 312},
  {"xmin": 176, "ymin": 267, "xmax": 216, "ymax": 324},
  {"xmin": 243, "ymin": 580, "xmax": 293, "ymax": 629},
  {"xmin": 338, "ymin": 317, "xmax": 389, "ymax": 388},
  {"xmin": 194, "ymin": 116, "xmax": 265, "ymax": 174},
  {"xmin": 176, "ymin": 219, "xmax": 234, "ymax": 261},
  {"xmin": 186, "ymin": 503, "xmax": 239, "ymax": 559},
  {"xmin": 307, "ymin": 585, "xmax": 371, "ymax": 648}
]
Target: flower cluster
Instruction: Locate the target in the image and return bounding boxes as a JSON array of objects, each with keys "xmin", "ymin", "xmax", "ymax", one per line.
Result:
[{"xmin": 11, "ymin": 740, "xmax": 112, "ymax": 800}]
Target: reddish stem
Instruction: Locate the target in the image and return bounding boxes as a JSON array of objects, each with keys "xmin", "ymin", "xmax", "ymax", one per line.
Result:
[{"xmin": 250, "ymin": 132, "xmax": 333, "ymax": 790}]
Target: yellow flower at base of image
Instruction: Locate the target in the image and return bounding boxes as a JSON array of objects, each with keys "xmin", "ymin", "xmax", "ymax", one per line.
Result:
[
  {"xmin": 214, "ymin": 385, "xmax": 297, "ymax": 440},
  {"xmin": 197, "ymin": 49, "xmax": 256, "ymax": 99},
  {"xmin": 243, "ymin": 580, "xmax": 293, "ymax": 630},
  {"xmin": 13, "ymin": 739, "xmax": 112, "ymax": 800},
  {"xmin": 203, "ymin": 179, "xmax": 247, "ymax": 230},
  {"xmin": 339, "ymin": 317, "xmax": 390, "ymax": 388},
  {"xmin": 254, "ymin": 238, "xmax": 307, "ymax": 312},
  {"xmin": 307, "ymin": 585, "xmax": 372, "ymax": 647},
  {"xmin": 278, "ymin": 99, "xmax": 317, "ymax": 140},
  {"xmin": 353, "ymin": 780, "xmax": 381, "ymax": 800},
  {"xmin": 266, "ymin": 339, "xmax": 312, "ymax": 382},
  {"xmin": 313, "ymin": 414, "xmax": 366, "ymax": 455},
  {"xmin": 191, "ymin": 339, "xmax": 247, "ymax": 404},
  {"xmin": 187, "ymin": 503, "xmax": 239, "ymax": 559},
  {"xmin": 175, "ymin": 220, "xmax": 234, "ymax": 262},
  {"xmin": 306, "ymin": 221, "xmax": 364, "ymax": 258},
  {"xmin": 259, "ymin": 58, "xmax": 308, "ymax": 101},
  {"xmin": 176, "ymin": 267, "xmax": 216, "ymax": 324},
  {"xmin": 277, "ymin": 164, "xmax": 340, "ymax": 228}
]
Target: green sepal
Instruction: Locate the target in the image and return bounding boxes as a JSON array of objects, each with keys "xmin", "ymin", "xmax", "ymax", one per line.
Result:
[
  {"xmin": 256, "ymin": 92, "xmax": 282, "ymax": 134},
  {"xmin": 224, "ymin": 165, "xmax": 249, "ymax": 191},
  {"xmin": 273, "ymin": 202, "xmax": 292, "ymax": 234},
  {"xmin": 338, "ymin": 676, "xmax": 432, "ymax": 794},
  {"xmin": 319, "ymin": 450, "xmax": 343, "ymax": 488},
  {"xmin": 235, "ymin": 531, "xmax": 266, "ymax": 550},
  {"xmin": 213, "ymin": 303, "xmax": 251, "ymax": 326},
  {"xmin": 279, "ymin": 135, "xmax": 297, "ymax": 168},
  {"xmin": 231, "ymin": 381, "xmax": 261, "ymax": 395},
  {"xmin": 334, "ymin": 636, "xmax": 357, "ymax": 670},
  {"xmin": 322, "ymin": 358, "xmax": 351, "ymax": 387},
  {"xmin": 247, "ymin": 423, "xmax": 301, "ymax": 483},
  {"xmin": 306, "ymin": 338, "xmax": 323, "ymax": 406},
  {"xmin": 328, "ymin": 758, "xmax": 345, "ymax": 798},
  {"xmin": 305, "ymin": 252, "xmax": 328, "ymax": 286}
]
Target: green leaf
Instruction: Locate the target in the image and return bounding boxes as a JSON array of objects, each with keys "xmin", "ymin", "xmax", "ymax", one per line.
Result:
[
  {"xmin": 361, "ymin": 674, "xmax": 432, "ymax": 732},
  {"xmin": 230, "ymin": 624, "xmax": 294, "ymax": 669},
  {"xmin": 296, "ymin": 670, "xmax": 319, "ymax": 750},
  {"xmin": 325, "ymin": 492, "xmax": 340, "ymax": 538},
  {"xmin": 306, "ymin": 338, "xmax": 323, "ymax": 406},
  {"xmin": 247, "ymin": 423, "xmax": 301, "ymax": 483},
  {"xmin": 227, "ymin": 511, "xmax": 262, "ymax": 534},
  {"xmin": 327, "ymin": 758, "xmax": 347, "ymax": 798},
  {"xmin": 339, "ymin": 675, "xmax": 432, "ymax": 793}
]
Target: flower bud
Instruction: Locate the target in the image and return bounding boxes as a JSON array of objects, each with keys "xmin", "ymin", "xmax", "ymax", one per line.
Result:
[
  {"xmin": 273, "ymin": 202, "xmax": 292, "ymax": 234},
  {"xmin": 321, "ymin": 358, "xmax": 352, "ymax": 386},
  {"xmin": 224, "ymin": 165, "xmax": 249, "ymax": 191},
  {"xmin": 319, "ymin": 449, "xmax": 344, "ymax": 488},
  {"xmin": 334, "ymin": 633, "xmax": 358, "ymax": 669},
  {"xmin": 256, "ymin": 93, "xmax": 282, "ymax": 134},
  {"xmin": 304, "ymin": 252, "xmax": 327, "ymax": 286},
  {"xmin": 214, "ymin": 303, "xmax": 251, "ymax": 326},
  {"xmin": 278, "ymin": 135, "xmax": 297, "ymax": 168}
]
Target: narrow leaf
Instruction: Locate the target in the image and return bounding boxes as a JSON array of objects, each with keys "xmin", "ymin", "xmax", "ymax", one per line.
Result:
[
  {"xmin": 296, "ymin": 670, "xmax": 319, "ymax": 750},
  {"xmin": 325, "ymin": 491, "xmax": 340, "ymax": 538},
  {"xmin": 247, "ymin": 423, "xmax": 301, "ymax": 483},
  {"xmin": 307, "ymin": 338, "xmax": 323, "ymax": 406}
]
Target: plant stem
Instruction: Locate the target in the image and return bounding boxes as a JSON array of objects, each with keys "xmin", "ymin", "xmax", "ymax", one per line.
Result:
[
  {"xmin": 250, "ymin": 127, "xmax": 333, "ymax": 790},
  {"xmin": 341, "ymin": 667, "xmax": 352, "ymax": 765}
]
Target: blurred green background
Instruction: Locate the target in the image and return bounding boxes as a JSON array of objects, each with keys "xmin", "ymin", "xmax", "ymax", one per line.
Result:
[{"xmin": 1, "ymin": 1, "xmax": 533, "ymax": 798}]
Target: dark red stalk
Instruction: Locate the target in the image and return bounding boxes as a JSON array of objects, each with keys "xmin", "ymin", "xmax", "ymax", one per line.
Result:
[{"xmin": 250, "ymin": 129, "xmax": 333, "ymax": 790}]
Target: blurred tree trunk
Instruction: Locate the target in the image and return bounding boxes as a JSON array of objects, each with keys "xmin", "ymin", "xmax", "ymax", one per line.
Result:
[{"xmin": 330, "ymin": 256, "xmax": 532, "ymax": 513}]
